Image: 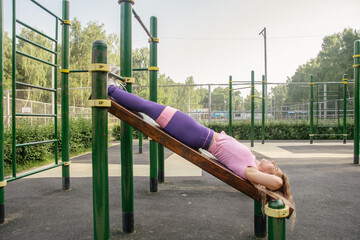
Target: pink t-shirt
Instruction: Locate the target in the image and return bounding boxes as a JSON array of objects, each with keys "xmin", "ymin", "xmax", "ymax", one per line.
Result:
[{"xmin": 208, "ymin": 131, "xmax": 258, "ymax": 179}]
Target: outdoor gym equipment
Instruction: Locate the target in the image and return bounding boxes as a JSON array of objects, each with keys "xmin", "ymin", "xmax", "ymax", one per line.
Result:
[{"xmin": 0, "ymin": 0, "xmax": 71, "ymax": 224}]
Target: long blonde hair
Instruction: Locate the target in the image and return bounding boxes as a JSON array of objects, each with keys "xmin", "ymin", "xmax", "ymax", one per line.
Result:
[{"xmin": 259, "ymin": 173, "xmax": 296, "ymax": 229}]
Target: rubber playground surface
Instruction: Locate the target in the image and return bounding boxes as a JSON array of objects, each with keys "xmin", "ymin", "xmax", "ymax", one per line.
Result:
[{"xmin": 1, "ymin": 140, "xmax": 359, "ymax": 239}]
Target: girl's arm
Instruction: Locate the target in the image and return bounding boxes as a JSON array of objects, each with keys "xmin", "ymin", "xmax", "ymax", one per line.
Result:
[{"xmin": 245, "ymin": 167, "xmax": 283, "ymax": 190}]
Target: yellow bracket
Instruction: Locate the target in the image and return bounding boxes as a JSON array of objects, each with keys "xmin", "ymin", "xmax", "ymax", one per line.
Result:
[
  {"xmin": 343, "ymin": 134, "xmax": 348, "ymax": 136},
  {"xmin": 118, "ymin": 0, "xmax": 134, "ymax": 5},
  {"xmin": 148, "ymin": 37, "xmax": 159, "ymax": 43},
  {"xmin": 262, "ymin": 81, "xmax": 266, "ymax": 83},
  {"xmin": 250, "ymin": 86, "xmax": 255, "ymax": 88},
  {"xmin": 60, "ymin": 69, "xmax": 70, "ymax": 73},
  {"xmin": 124, "ymin": 77, "xmax": 135, "ymax": 83},
  {"xmin": 353, "ymin": 54, "xmax": 360, "ymax": 58},
  {"xmin": 88, "ymin": 64, "xmax": 111, "ymax": 72},
  {"xmin": 309, "ymin": 134, "xmax": 315, "ymax": 136},
  {"xmin": 229, "ymin": 89, "xmax": 232, "ymax": 91},
  {"xmin": 89, "ymin": 99, "xmax": 111, "ymax": 108},
  {"xmin": 148, "ymin": 66, "xmax": 159, "ymax": 71},
  {"xmin": 265, "ymin": 204, "xmax": 290, "ymax": 218},
  {"xmin": 0, "ymin": 180, "xmax": 7, "ymax": 188},
  {"xmin": 62, "ymin": 20, "xmax": 71, "ymax": 25},
  {"xmin": 310, "ymin": 82, "xmax": 314, "ymax": 84},
  {"xmin": 63, "ymin": 161, "xmax": 71, "ymax": 166},
  {"xmin": 250, "ymin": 95, "xmax": 256, "ymax": 98},
  {"xmin": 343, "ymin": 81, "xmax": 348, "ymax": 84},
  {"xmin": 354, "ymin": 64, "xmax": 360, "ymax": 68},
  {"xmin": 263, "ymin": 98, "xmax": 266, "ymax": 100},
  {"xmin": 229, "ymin": 81, "xmax": 233, "ymax": 83}
]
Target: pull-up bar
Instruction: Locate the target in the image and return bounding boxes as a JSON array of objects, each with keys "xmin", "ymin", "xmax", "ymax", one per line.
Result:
[{"xmin": 132, "ymin": 8, "xmax": 152, "ymax": 39}]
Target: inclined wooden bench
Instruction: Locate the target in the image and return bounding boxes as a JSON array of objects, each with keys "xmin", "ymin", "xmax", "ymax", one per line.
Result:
[{"xmin": 108, "ymin": 97, "xmax": 295, "ymax": 215}]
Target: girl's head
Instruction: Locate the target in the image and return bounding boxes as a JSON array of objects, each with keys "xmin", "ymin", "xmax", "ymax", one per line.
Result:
[{"xmin": 258, "ymin": 159, "xmax": 283, "ymax": 177}]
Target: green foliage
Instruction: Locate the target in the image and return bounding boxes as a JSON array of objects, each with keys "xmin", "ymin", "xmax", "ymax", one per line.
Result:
[
  {"xmin": 209, "ymin": 121, "xmax": 353, "ymax": 140},
  {"xmin": 4, "ymin": 118, "xmax": 92, "ymax": 167}
]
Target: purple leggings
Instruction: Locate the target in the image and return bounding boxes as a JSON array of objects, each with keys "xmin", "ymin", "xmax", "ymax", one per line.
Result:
[{"xmin": 108, "ymin": 85, "xmax": 214, "ymax": 149}]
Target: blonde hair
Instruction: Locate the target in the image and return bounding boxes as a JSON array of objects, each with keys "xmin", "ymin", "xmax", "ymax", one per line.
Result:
[{"xmin": 259, "ymin": 173, "xmax": 296, "ymax": 229}]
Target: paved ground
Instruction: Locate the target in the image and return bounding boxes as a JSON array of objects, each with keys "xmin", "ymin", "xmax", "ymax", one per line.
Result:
[{"xmin": 1, "ymin": 140, "xmax": 360, "ymax": 239}]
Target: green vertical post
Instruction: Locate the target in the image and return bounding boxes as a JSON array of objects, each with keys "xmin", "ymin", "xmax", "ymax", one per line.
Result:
[
  {"xmin": 343, "ymin": 74, "xmax": 347, "ymax": 144},
  {"xmin": 254, "ymin": 200, "xmax": 266, "ymax": 238},
  {"xmin": 337, "ymin": 85, "xmax": 340, "ymax": 132},
  {"xmin": 250, "ymin": 71, "xmax": 255, "ymax": 147},
  {"xmin": 265, "ymin": 200, "xmax": 288, "ymax": 240},
  {"xmin": 158, "ymin": 142, "xmax": 164, "ymax": 183},
  {"xmin": 149, "ymin": 16, "xmax": 158, "ymax": 192},
  {"xmin": 354, "ymin": 40, "xmax": 360, "ymax": 164},
  {"xmin": 91, "ymin": 40, "xmax": 110, "ymax": 240},
  {"xmin": 261, "ymin": 75, "xmax": 265, "ymax": 144},
  {"xmin": 120, "ymin": 0, "xmax": 134, "ymax": 233},
  {"xmin": 0, "ymin": 0, "xmax": 5, "ymax": 224},
  {"xmin": 138, "ymin": 131, "xmax": 143, "ymax": 153},
  {"xmin": 310, "ymin": 75, "xmax": 314, "ymax": 144},
  {"xmin": 11, "ymin": 0, "xmax": 16, "ymax": 178},
  {"xmin": 61, "ymin": 0, "xmax": 70, "ymax": 190},
  {"xmin": 228, "ymin": 76, "xmax": 232, "ymax": 136}
]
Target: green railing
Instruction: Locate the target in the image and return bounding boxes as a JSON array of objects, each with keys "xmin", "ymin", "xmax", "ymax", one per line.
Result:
[{"xmin": 10, "ymin": 0, "xmax": 62, "ymax": 181}]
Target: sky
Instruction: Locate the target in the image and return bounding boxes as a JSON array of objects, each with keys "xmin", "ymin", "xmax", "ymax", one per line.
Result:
[{"xmin": 3, "ymin": 0, "xmax": 360, "ymax": 87}]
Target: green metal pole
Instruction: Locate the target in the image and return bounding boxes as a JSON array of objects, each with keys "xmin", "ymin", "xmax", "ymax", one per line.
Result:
[
  {"xmin": 266, "ymin": 200, "xmax": 288, "ymax": 240},
  {"xmin": 149, "ymin": 16, "xmax": 158, "ymax": 192},
  {"xmin": 254, "ymin": 200, "xmax": 266, "ymax": 238},
  {"xmin": 11, "ymin": 0, "xmax": 16, "ymax": 178},
  {"xmin": 120, "ymin": 0, "xmax": 134, "ymax": 233},
  {"xmin": 343, "ymin": 74, "xmax": 347, "ymax": 144},
  {"xmin": 0, "ymin": 0, "xmax": 5, "ymax": 224},
  {"xmin": 261, "ymin": 75, "xmax": 265, "ymax": 144},
  {"xmin": 91, "ymin": 40, "xmax": 110, "ymax": 240},
  {"xmin": 250, "ymin": 71, "xmax": 255, "ymax": 147},
  {"xmin": 61, "ymin": 0, "xmax": 70, "ymax": 190},
  {"xmin": 354, "ymin": 40, "xmax": 360, "ymax": 164},
  {"xmin": 310, "ymin": 75, "xmax": 314, "ymax": 144},
  {"xmin": 138, "ymin": 131, "xmax": 143, "ymax": 153},
  {"xmin": 228, "ymin": 75, "xmax": 232, "ymax": 136}
]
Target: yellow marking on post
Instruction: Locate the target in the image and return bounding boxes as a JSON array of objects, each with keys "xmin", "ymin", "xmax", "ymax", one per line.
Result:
[
  {"xmin": 148, "ymin": 38, "xmax": 159, "ymax": 43},
  {"xmin": 62, "ymin": 20, "xmax": 71, "ymax": 25},
  {"xmin": 354, "ymin": 64, "xmax": 360, "ymax": 68},
  {"xmin": 63, "ymin": 161, "xmax": 71, "ymax": 166},
  {"xmin": 60, "ymin": 69, "xmax": 70, "ymax": 73},
  {"xmin": 264, "ymin": 204, "xmax": 289, "ymax": 218},
  {"xmin": 88, "ymin": 64, "xmax": 111, "ymax": 72},
  {"xmin": 118, "ymin": 0, "xmax": 134, "ymax": 5},
  {"xmin": 89, "ymin": 99, "xmax": 111, "ymax": 108},
  {"xmin": 124, "ymin": 77, "xmax": 135, "ymax": 83},
  {"xmin": 148, "ymin": 66, "xmax": 159, "ymax": 71},
  {"xmin": 353, "ymin": 54, "xmax": 360, "ymax": 58},
  {"xmin": 309, "ymin": 134, "xmax": 315, "ymax": 136},
  {"xmin": 309, "ymin": 82, "xmax": 314, "ymax": 84},
  {"xmin": 0, "ymin": 180, "xmax": 7, "ymax": 187}
]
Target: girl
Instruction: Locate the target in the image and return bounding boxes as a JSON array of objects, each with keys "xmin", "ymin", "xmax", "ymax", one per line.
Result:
[{"xmin": 108, "ymin": 72, "xmax": 292, "ymax": 199}]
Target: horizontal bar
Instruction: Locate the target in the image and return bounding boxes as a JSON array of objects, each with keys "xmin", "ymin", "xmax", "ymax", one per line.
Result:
[
  {"xmin": 16, "ymin": 50, "xmax": 57, "ymax": 67},
  {"xmin": 133, "ymin": 68, "xmax": 148, "ymax": 71},
  {"xmin": 70, "ymin": 70, "xmax": 89, "ymax": 73},
  {"xmin": 318, "ymin": 91, "xmax": 339, "ymax": 93},
  {"xmin": 6, "ymin": 163, "xmax": 63, "ymax": 182},
  {"xmin": 15, "ymin": 113, "xmax": 57, "ymax": 117},
  {"xmin": 232, "ymin": 86, "xmax": 251, "ymax": 90},
  {"xmin": 16, "ymin": 35, "xmax": 57, "ymax": 54},
  {"xmin": 16, "ymin": 19, "xmax": 57, "ymax": 42},
  {"xmin": 132, "ymin": 8, "xmax": 152, "ymax": 39},
  {"xmin": 108, "ymin": 72, "xmax": 126, "ymax": 82},
  {"xmin": 30, "ymin": 0, "xmax": 62, "ymax": 20},
  {"xmin": 16, "ymin": 139, "xmax": 58, "ymax": 148},
  {"xmin": 16, "ymin": 81, "xmax": 56, "ymax": 92}
]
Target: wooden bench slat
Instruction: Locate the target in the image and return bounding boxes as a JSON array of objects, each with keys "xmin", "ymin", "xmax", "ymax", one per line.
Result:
[{"xmin": 108, "ymin": 97, "xmax": 294, "ymax": 214}]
